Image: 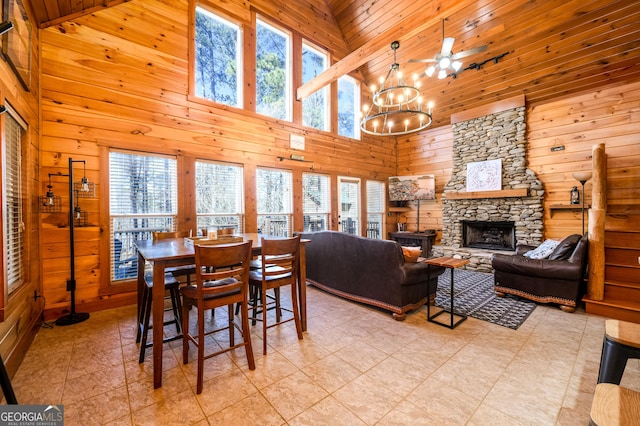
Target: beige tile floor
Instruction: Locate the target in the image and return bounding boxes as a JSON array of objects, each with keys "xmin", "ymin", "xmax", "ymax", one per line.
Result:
[{"xmin": 10, "ymin": 285, "xmax": 640, "ymax": 425}]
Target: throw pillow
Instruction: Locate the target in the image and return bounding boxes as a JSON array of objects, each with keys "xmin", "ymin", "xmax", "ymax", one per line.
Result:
[
  {"xmin": 402, "ymin": 246, "xmax": 422, "ymax": 263},
  {"xmin": 523, "ymin": 239, "xmax": 559, "ymax": 259},
  {"xmin": 548, "ymin": 234, "xmax": 582, "ymax": 260}
]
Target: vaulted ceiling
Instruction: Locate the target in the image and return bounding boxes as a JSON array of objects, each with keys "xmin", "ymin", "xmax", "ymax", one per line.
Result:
[{"xmin": 26, "ymin": 0, "xmax": 640, "ymax": 127}]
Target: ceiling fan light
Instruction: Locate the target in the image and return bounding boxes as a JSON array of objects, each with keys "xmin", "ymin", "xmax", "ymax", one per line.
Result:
[
  {"xmin": 437, "ymin": 69, "xmax": 447, "ymax": 79},
  {"xmin": 452, "ymin": 61, "xmax": 463, "ymax": 71},
  {"xmin": 439, "ymin": 57, "xmax": 451, "ymax": 69},
  {"xmin": 426, "ymin": 66, "xmax": 436, "ymax": 77}
]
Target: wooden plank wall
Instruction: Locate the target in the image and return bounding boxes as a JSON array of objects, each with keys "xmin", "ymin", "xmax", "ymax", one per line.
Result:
[
  {"xmin": 39, "ymin": 0, "xmax": 395, "ymax": 315},
  {"xmin": 398, "ymin": 80, "xmax": 640, "ymax": 241},
  {"xmin": 0, "ymin": 3, "xmax": 42, "ymax": 374}
]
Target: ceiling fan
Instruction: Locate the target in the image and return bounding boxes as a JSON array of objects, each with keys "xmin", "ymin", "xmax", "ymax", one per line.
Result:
[{"xmin": 409, "ymin": 19, "xmax": 487, "ymax": 79}]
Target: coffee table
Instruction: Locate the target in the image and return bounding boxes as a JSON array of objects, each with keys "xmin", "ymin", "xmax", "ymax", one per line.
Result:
[{"xmin": 425, "ymin": 256, "xmax": 470, "ymax": 329}]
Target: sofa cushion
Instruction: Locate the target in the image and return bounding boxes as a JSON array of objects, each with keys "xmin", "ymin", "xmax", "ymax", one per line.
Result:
[
  {"xmin": 523, "ymin": 239, "xmax": 559, "ymax": 259},
  {"xmin": 402, "ymin": 246, "xmax": 422, "ymax": 263},
  {"xmin": 548, "ymin": 234, "xmax": 582, "ymax": 260}
]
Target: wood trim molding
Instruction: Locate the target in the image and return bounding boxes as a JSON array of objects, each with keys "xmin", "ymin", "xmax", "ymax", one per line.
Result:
[
  {"xmin": 445, "ymin": 188, "xmax": 528, "ymax": 199},
  {"xmin": 450, "ymin": 94, "xmax": 526, "ymax": 124}
]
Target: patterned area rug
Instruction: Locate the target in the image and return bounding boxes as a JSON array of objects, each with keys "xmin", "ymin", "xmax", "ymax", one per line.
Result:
[{"xmin": 434, "ymin": 269, "xmax": 536, "ymax": 330}]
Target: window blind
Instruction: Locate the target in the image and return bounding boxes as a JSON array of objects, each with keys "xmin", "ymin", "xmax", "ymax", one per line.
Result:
[
  {"xmin": 302, "ymin": 173, "xmax": 330, "ymax": 232},
  {"xmin": 195, "ymin": 160, "xmax": 244, "ymax": 232},
  {"xmin": 366, "ymin": 180, "xmax": 385, "ymax": 239},
  {"xmin": 256, "ymin": 168, "xmax": 292, "ymax": 236}
]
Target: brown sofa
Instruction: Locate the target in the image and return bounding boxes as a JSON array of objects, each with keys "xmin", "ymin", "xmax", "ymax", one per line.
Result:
[
  {"xmin": 491, "ymin": 234, "xmax": 588, "ymax": 312},
  {"xmin": 298, "ymin": 231, "xmax": 444, "ymax": 320}
]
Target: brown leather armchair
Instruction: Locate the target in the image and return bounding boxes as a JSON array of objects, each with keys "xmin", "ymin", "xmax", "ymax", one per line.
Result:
[{"xmin": 491, "ymin": 234, "xmax": 588, "ymax": 312}]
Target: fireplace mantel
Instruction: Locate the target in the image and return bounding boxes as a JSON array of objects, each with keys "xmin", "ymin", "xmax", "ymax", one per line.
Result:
[{"xmin": 445, "ymin": 188, "xmax": 528, "ymax": 200}]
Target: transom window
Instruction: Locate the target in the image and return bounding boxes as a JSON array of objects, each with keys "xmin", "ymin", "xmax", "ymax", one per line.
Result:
[
  {"xmin": 194, "ymin": 6, "xmax": 242, "ymax": 107},
  {"xmin": 302, "ymin": 42, "xmax": 329, "ymax": 131},
  {"xmin": 109, "ymin": 151, "xmax": 177, "ymax": 281},
  {"xmin": 195, "ymin": 160, "xmax": 244, "ymax": 233},
  {"xmin": 256, "ymin": 18, "xmax": 291, "ymax": 121}
]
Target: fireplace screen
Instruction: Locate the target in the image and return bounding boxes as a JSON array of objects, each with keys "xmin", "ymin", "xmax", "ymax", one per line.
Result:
[{"xmin": 462, "ymin": 220, "xmax": 515, "ymax": 251}]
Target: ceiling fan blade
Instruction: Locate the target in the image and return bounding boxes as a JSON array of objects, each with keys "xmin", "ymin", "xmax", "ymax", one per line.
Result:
[
  {"xmin": 407, "ymin": 58, "xmax": 437, "ymax": 63},
  {"xmin": 451, "ymin": 45, "xmax": 488, "ymax": 60},
  {"xmin": 441, "ymin": 37, "xmax": 455, "ymax": 55}
]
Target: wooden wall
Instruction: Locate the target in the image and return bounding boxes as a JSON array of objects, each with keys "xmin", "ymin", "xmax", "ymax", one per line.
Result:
[
  {"xmin": 398, "ymin": 81, "xmax": 640, "ymax": 241},
  {"xmin": 0, "ymin": 4, "xmax": 41, "ymax": 375},
  {"xmin": 39, "ymin": 0, "xmax": 395, "ymax": 317}
]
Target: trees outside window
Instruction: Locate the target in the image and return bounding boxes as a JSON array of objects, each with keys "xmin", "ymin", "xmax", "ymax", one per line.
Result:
[
  {"xmin": 194, "ymin": 6, "xmax": 242, "ymax": 107},
  {"xmin": 109, "ymin": 151, "xmax": 177, "ymax": 281},
  {"xmin": 366, "ymin": 180, "xmax": 385, "ymax": 239},
  {"xmin": 256, "ymin": 18, "xmax": 291, "ymax": 120},
  {"xmin": 338, "ymin": 76, "xmax": 360, "ymax": 139},
  {"xmin": 302, "ymin": 42, "xmax": 329, "ymax": 131},
  {"xmin": 302, "ymin": 173, "xmax": 330, "ymax": 231},
  {"xmin": 195, "ymin": 160, "xmax": 244, "ymax": 233},
  {"xmin": 256, "ymin": 168, "xmax": 292, "ymax": 236}
]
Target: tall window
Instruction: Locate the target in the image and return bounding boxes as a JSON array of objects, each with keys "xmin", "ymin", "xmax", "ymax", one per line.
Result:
[
  {"xmin": 2, "ymin": 107, "xmax": 26, "ymax": 293},
  {"xmin": 109, "ymin": 151, "xmax": 177, "ymax": 281},
  {"xmin": 256, "ymin": 168, "xmax": 292, "ymax": 236},
  {"xmin": 338, "ymin": 76, "xmax": 360, "ymax": 139},
  {"xmin": 338, "ymin": 177, "xmax": 360, "ymax": 235},
  {"xmin": 302, "ymin": 173, "xmax": 330, "ymax": 232},
  {"xmin": 256, "ymin": 18, "xmax": 291, "ymax": 120},
  {"xmin": 195, "ymin": 160, "xmax": 244, "ymax": 233},
  {"xmin": 194, "ymin": 6, "xmax": 242, "ymax": 107},
  {"xmin": 302, "ymin": 42, "xmax": 329, "ymax": 131},
  {"xmin": 366, "ymin": 180, "xmax": 385, "ymax": 240}
]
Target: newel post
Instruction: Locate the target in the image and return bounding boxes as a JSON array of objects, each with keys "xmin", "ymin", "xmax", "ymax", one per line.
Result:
[{"xmin": 587, "ymin": 143, "xmax": 606, "ymax": 300}]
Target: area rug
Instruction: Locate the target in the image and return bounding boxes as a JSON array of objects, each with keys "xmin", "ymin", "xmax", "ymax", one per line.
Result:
[{"xmin": 434, "ymin": 269, "xmax": 536, "ymax": 329}]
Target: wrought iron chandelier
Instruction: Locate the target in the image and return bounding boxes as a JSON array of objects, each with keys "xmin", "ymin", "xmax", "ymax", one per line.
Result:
[{"xmin": 360, "ymin": 41, "xmax": 433, "ymax": 136}]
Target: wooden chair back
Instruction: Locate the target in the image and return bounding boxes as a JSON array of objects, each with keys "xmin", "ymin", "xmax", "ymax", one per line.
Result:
[
  {"xmin": 194, "ymin": 241, "xmax": 253, "ymax": 302},
  {"xmin": 258, "ymin": 235, "xmax": 300, "ymax": 288},
  {"xmin": 153, "ymin": 230, "xmax": 190, "ymax": 240}
]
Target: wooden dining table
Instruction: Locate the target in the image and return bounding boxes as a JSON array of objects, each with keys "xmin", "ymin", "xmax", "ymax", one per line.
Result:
[{"xmin": 135, "ymin": 233, "xmax": 309, "ymax": 389}]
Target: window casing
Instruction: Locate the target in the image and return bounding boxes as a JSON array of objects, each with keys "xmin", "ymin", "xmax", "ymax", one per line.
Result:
[
  {"xmin": 256, "ymin": 168, "xmax": 292, "ymax": 236},
  {"xmin": 256, "ymin": 18, "xmax": 291, "ymax": 121},
  {"xmin": 366, "ymin": 180, "xmax": 385, "ymax": 240},
  {"xmin": 2, "ymin": 107, "xmax": 26, "ymax": 294},
  {"xmin": 337, "ymin": 75, "xmax": 360, "ymax": 139},
  {"xmin": 302, "ymin": 42, "xmax": 329, "ymax": 131},
  {"xmin": 302, "ymin": 173, "xmax": 330, "ymax": 232},
  {"xmin": 194, "ymin": 6, "xmax": 243, "ymax": 107},
  {"xmin": 195, "ymin": 160, "xmax": 244, "ymax": 233},
  {"xmin": 109, "ymin": 151, "xmax": 178, "ymax": 281}
]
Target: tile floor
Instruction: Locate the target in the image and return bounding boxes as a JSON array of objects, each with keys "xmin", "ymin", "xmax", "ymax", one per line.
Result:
[{"xmin": 10, "ymin": 285, "xmax": 640, "ymax": 425}]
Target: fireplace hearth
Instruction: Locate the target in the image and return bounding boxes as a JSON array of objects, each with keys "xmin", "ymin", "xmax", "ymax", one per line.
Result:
[{"xmin": 462, "ymin": 220, "xmax": 515, "ymax": 251}]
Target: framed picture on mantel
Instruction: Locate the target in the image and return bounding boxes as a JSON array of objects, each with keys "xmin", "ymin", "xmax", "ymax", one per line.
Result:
[
  {"xmin": 466, "ymin": 159, "xmax": 502, "ymax": 192},
  {"xmin": 2, "ymin": 0, "xmax": 31, "ymax": 91}
]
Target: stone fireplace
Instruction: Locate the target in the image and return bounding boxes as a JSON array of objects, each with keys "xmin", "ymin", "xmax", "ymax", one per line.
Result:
[{"xmin": 432, "ymin": 103, "xmax": 544, "ymax": 272}]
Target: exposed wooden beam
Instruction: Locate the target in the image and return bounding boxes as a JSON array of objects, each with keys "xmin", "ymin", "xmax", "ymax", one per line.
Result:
[{"xmin": 295, "ymin": 0, "xmax": 469, "ymax": 100}]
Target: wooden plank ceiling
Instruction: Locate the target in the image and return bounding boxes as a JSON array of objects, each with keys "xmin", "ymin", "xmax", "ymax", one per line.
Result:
[{"xmin": 26, "ymin": 0, "xmax": 640, "ymax": 127}]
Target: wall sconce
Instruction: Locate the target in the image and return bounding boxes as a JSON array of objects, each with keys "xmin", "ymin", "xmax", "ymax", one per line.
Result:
[{"xmin": 0, "ymin": 21, "xmax": 13, "ymax": 36}]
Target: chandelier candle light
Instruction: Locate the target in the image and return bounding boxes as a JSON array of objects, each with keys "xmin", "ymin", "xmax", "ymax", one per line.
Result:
[{"xmin": 360, "ymin": 41, "xmax": 433, "ymax": 136}]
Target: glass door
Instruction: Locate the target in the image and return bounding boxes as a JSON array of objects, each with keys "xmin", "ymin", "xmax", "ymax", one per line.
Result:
[{"xmin": 338, "ymin": 177, "xmax": 361, "ymax": 235}]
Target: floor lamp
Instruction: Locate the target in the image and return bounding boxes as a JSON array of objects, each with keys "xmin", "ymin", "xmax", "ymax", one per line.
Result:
[
  {"xmin": 572, "ymin": 171, "xmax": 592, "ymax": 235},
  {"xmin": 41, "ymin": 158, "xmax": 93, "ymax": 326}
]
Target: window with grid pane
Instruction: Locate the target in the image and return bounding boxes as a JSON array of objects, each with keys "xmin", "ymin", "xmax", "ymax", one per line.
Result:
[
  {"xmin": 256, "ymin": 168, "xmax": 292, "ymax": 236},
  {"xmin": 302, "ymin": 173, "xmax": 330, "ymax": 232},
  {"xmin": 256, "ymin": 18, "xmax": 291, "ymax": 120},
  {"xmin": 366, "ymin": 180, "xmax": 385, "ymax": 240},
  {"xmin": 109, "ymin": 151, "xmax": 177, "ymax": 281},
  {"xmin": 338, "ymin": 75, "xmax": 360, "ymax": 139},
  {"xmin": 3, "ymin": 110, "xmax": 25, "ymax": 293},
  {"xmin": 194, "ymin": 6, "xmax": 242, "ymax": 107},
  {"xmin": 195, "ymin": 160, "xmax": 244, "ymax": 233},
  {"xmin": 302, "ymin": 42, "xmax": 329, "ymax": 131}
]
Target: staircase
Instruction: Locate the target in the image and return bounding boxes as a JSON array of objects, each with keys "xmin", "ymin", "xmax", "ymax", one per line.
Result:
[{"xmin": 584, "ymin": 225, "xmax": 640, "ymax": 323}]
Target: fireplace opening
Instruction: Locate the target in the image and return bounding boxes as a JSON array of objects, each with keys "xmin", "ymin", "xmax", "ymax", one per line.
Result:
[{"xmin": 462, "ymin": 220, "xmax": 515, "ymax": 251}]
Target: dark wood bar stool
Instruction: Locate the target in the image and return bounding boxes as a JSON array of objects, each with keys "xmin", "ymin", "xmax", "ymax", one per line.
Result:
[{"xmin": 597, "ymin": 320, "xmax": 640, "ymax": 384}]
